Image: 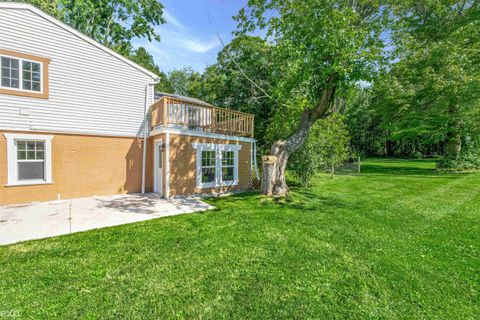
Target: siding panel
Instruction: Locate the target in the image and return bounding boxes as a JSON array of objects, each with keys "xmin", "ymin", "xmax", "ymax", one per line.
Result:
[{"xmin": 0, "ymin": 8, "xmax": 155, "ymax": 137}]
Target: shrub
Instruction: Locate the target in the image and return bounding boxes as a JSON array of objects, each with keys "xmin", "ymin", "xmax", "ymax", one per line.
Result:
[
  {"xmin": 288, "ymin": 114, "xmax": 350, "ymax": 186},
  {"xmin": 412, "ymin": 151, "xmax": 423, "ymax": 159},
  {"xmin": 437, "ymin": 136, "xmax": 480, "ymax": 170}
]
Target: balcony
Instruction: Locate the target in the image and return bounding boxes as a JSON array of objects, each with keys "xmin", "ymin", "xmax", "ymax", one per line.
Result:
[{"xmin": 150, "ymin": 94, "xmax": 254, "ymax": 138}]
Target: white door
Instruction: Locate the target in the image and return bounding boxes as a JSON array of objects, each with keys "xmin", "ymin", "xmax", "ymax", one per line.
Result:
[{"xmin": 154, "ymin": 140, "xmax": 164, "ymax": 196}]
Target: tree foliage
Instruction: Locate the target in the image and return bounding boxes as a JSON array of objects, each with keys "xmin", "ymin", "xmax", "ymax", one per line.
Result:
[
  {"xmin": 235, "ymin": 0, "xmax": 389, "ymax": 195},
  {"xmin": 337, "ymin": 1, "xmax": 480, "ymax": 167},
  {"xmin": 289, "ymin": 114, "xmax": 350, "ymax": 186},
  {"xmin": 376, "ymin": 1, "xmax": 480, "ymax": 160},
  {"xmin": 166, "ymin": 67, "xmax": 203, "ymax": 97},
  {"xmin": 201, "ymin": 36, "xmax": 275, "ymax": 150},
  {"xmin": 127, "ymin": 47, "xmax": 172, "ymax": 92},
  {"xmin": 22, "ymin": 0, "xmax": 165, "ymax": 55},
  {"xmin": 20, "ymin": 0, "xmax": 167, "ymax": 92}
]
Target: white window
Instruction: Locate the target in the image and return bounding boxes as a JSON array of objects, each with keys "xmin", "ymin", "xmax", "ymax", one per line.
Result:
[
  {"xmin": 4, "ymin": 133, "xmax": 53, "ymax": 186},
  {"xmin": 192, "ymin": 143, "xmax": 242, "ymax": 188},
  {"xmin": 1, "ymin": 55, "xmax": 42, "ymax": 92},
  {"xmin": 22, "ymin": 60, "xmax": 42, "ymax": 92},
  {"xmin": 1, "ymin": 57, "xmax": 19, "ymax": 89},
  {"xmin": 201, "ymin": 150, "xmax": 216, "ymax": 184},
  {"xmin": 222, "ymin": 151, "xmax": 235, "ymax": 182}
]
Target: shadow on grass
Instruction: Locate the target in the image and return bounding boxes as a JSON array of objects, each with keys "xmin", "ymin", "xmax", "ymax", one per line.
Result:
[
  {"xmin": 360, "ymin": 164, "xmax": 437, "ymax": 176},
  {"xmin": 207, "ymin": 159, "xmax": 471, "ymax": 213}
]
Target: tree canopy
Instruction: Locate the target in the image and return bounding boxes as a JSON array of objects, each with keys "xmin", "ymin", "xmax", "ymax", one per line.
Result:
[
  {"xmin": 234, "ymin": 0, "xmax": 390, "ymax": 195},
  {"xmin": 25, "ymin": 0, "xmax": 165, "ymax": 55}
]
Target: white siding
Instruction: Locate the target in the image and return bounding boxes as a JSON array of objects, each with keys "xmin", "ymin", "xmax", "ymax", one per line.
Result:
[{"xmin": 0, "ymin": 7, "xmax": 156, "ymax": 137}]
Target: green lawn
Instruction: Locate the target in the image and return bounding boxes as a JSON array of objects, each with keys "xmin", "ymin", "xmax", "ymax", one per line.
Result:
[{"xmin": 0, "ymin": 159, "xmax": 478, "ymax": 319}]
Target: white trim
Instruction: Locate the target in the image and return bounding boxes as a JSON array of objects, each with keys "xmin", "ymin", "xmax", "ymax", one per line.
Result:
[
  {"xmin": 3, "ymin": 133, "xmax": 53, "ymax": 186},
  {"xmin": 150, "ymin": 127, "xmax": 256, "ymax": 143},
  {"xmin": 26, "ymin": 127, "xmax": 140, "ymax": 138},
  {"xmin": 192, "ymin": 143, "xmax": 242, "ymax": 189},
  {"xmin": 0, "ymin": 3, "xmax": 159, "ymax": 80},
  {"xmin": 165, "ymin": 132, "xmax": 170, "ymax": 198}
]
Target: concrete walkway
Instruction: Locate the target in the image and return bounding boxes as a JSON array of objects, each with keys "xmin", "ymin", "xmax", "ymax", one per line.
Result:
[{"xmin": 0, "ymin": 194, "xmax": 214, "ymax": 246}]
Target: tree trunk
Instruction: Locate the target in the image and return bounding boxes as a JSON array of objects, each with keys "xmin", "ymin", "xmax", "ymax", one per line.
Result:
[
  {"xmin": 261, "ymin": 74, "xmax": 337, "ymax": 196},
  {"xmin": 445, "ymin": 132, "xmax": 462, "ymax": 158},
  {"xmin": 261, "ymin": 156, "xmax": 277, "ymax": 195},
  {"xmin": 444, "ymin": 105, "xmax": 462, "ymax": 158}
]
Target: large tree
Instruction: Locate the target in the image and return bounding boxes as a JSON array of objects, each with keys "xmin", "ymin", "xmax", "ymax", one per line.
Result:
[
  {"xmin": 166, "ymin": 67, "xmax": 203, "ymax": 97},
  {"xmin": 377, "ymin": 1, "xmax": 480, "ymax": 159},
  {"xmin": 23, "ymin": 0, "xmax": 165, "ymax": 55},
  {"xmin": 201, "ymin": 35, "xmax": 274, "ymax": 150},
  {"xmin": 127, "ymin": 47, "xmax": 172, "ymax": 92},
  {"xmin": 235, "ymin": 0, "xmax": 389, "ymax": 196}
]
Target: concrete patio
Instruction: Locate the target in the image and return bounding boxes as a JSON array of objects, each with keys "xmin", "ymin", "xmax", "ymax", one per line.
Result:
[{"xmin": 0, "ymin": 193, "xmax": 214, "ymax": 246}]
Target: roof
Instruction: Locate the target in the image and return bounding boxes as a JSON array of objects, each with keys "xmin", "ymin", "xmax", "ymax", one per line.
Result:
[
  {"xmin": 0, "ymin": 2, "xmax": 159, "ymax": 80},
  {"xmin": 155, "ymin": 92, "xmax": 214, "ymax": 107}
]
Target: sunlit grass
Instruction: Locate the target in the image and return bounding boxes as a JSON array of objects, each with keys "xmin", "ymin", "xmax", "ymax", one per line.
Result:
[{"xmin": 0, "ymin": 159, "xmax": 478, "ymax": 319}]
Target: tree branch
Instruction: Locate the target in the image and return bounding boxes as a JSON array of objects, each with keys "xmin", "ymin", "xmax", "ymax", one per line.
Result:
[{"xmin": 215, "ymin": 33, "xmax": 289, "ymax": 109}]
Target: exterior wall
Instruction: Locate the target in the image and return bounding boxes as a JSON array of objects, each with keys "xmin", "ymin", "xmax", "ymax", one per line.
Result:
[
  {"xmin": 0, "ymin": 6, "xmax": 154, "ymax": 137},
  {"xmin": 146, "ymin": 133, "xmax": 163, "ymax": 193},
  {"xmin": 0, "ymin": 131, "xmax": 152, "ymax": 206},
  {"xmin": 168, "ymin": 134, "xmax": 252, "ymax": 196}
]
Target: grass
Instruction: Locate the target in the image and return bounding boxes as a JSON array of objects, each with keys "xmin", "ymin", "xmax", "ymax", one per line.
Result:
[{"xmin": 0, "ymin": 158, "xmax": 478, "ymax": 319}]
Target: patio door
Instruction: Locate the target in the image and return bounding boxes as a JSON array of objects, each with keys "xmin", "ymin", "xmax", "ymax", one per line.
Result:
[{"xmin": 154, "ymin": 140, "xmax": 164, "ymax": 196}]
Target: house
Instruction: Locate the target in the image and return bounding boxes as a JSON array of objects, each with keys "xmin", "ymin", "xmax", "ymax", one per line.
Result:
[{"xmin": 0, "ymin": 3, "xmax": 256, "ymax": 206}]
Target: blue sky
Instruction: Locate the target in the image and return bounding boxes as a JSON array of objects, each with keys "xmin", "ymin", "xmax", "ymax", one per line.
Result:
[{"xmin": 132, "ymin": 0, "xmax": 247, "ymax": 73}]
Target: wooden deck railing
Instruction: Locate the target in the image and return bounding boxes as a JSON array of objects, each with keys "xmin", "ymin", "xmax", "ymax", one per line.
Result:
[{"xmin": 150, "ymin": 97, "xmax": 254, "ymax": 137}]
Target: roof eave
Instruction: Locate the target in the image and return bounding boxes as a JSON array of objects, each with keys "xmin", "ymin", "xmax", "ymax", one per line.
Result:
[{"xmin": 0, "ymin": 2, "xmax": 159, "ymax": 80}]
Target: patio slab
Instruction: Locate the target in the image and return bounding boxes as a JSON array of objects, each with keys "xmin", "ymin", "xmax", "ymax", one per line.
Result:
[{"xmin": 0, "ymin": 194, "xmax": 214, "ymax": 246}]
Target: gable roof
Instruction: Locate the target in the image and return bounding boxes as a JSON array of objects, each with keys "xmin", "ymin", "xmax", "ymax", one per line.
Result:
[
  {"xmin": 0, "ymin": 2, "xmax": 159, "ymax": 80},
  {"xmin": 155, "ymin": 92, "xmax": 214, "ymax": 107}
]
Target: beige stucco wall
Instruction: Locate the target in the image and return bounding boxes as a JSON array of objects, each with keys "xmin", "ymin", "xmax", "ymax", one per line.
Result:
[
  {"xmin": 0, "ymin": 130, "xmax": 253, "ymax": 206},
  {"xmin": 168, "ymin": 134, "xmax": 252, "ymax": 196},
  {"xmin": 0, "ymin": 131, "xmax": 150, "ymax": 206}
]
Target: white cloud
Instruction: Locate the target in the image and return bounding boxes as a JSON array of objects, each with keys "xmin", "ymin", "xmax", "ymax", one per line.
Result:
[
  {"xmin": 163, "ymin": 10, "xmax": 187, "ymax": 31},
  {"xmin": 132, "ymin": 10, "xmax": 224, "ymax": 72},
  {"xmin": 158, "ymin": 28, "xmax": 221, "ymax": 54},
  {"xmin": 181, "ymin": 38, "xmax": 220, "ymax": 53}
]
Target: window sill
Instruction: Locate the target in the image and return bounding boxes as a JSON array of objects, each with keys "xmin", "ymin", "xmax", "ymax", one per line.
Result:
[
  {"xmin": 5, "ymin": 180, "xmax": 53, "ymax": 187},
  {"xmin": 197, "ymin": 181, "xmax": 239, "ymax": 189}
]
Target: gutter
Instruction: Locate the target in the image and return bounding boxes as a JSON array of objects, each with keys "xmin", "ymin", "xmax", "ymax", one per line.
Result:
[{"xmin": 141, "ymin": 78, "xmax": 160, "ymax": 194}]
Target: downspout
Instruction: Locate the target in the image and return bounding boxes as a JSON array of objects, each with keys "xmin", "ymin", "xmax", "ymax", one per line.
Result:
[
  {"xmin": 141, "ymin": 78, "xmax": 160, "ymax": 194},
  {"xmin": 253, "ymin": 140, "xmax": 260, "ymax": 180}
]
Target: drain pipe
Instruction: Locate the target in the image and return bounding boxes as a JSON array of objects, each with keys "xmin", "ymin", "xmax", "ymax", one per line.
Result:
[
  {"xmin": 141, "ymin": 78, "xmax": 160, "ymax": 194},
  {"xmin": 253, "ymin": 140, "xmax": 260, "ymax": 180}
]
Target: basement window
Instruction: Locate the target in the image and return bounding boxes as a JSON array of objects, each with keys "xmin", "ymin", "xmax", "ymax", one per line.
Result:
[
  {"xmin": 4, "ymin": 133, "xmax": 53, "ymax": 186},
  {"xmin": 192, "ymin": 143, "xmax": 242, "ymax": 189}
]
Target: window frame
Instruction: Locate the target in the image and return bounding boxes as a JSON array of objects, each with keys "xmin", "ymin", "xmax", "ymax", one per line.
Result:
[
  {"xmin": 0, "ymin": 49, "xmax": 50, "ymax": 99},
  {"xmin": 0, "ymin": 56, "xmax": 20, "ymax": 89},
  {"xmin": 1, "ymin": 55, "xmax": 43, "ymax": 93},
  {"xmin": 4, "ymin": 133, "xmax": 54, "ymax": 186},
  {"xmin": 200, "ymin": 150, "xmax": 217, "ymax": 186},
  {"xmin": 221, "ymin": 150, "xmax": 235, "ymax": 182},
  {"xmin": 192, "ymin": 143, "xmax": 242, "ymax": 189}
]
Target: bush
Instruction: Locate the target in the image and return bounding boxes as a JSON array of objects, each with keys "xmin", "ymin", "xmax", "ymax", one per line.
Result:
[
  {"xmin": 437, "ymin": 136, "xmax": 480, "ymax": 170},
  {"xmin": 288, "ymin": 114, "xmax": 350, "ymax": 186},
  {"xmin": 412, "ymin": 151, "xmax": 423, "ymax": 159}
]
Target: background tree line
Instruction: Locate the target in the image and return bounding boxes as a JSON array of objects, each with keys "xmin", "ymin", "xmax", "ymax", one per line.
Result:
[{"xmin": 21, "ymin": 0, "xmax": 480, "ymax": 191}]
